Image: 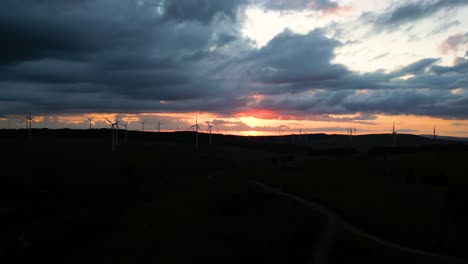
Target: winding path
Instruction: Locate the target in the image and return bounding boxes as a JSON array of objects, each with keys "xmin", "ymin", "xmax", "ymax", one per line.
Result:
[{"xmin": 250, "ymin": 181, "xmax": 467, "ymax": 264}]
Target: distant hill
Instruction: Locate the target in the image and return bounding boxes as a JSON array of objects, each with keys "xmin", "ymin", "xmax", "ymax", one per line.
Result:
[
  {"xmin": 1, "ymin": 129, "xmax": 466, "ymax": 154},
  {"xmin": 420, "ymin": 135, "xmax": 468, "ymax": 142}
]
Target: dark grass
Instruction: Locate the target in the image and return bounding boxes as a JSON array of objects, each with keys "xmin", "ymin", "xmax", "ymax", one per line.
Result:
[{"xmin": 1, "ymin": 128, "xmax": 467, "ymax": 263}]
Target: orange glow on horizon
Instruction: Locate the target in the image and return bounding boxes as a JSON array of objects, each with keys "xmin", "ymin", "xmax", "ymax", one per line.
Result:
[
  {"xmin": 235, "ymin": 109, "xmax": 298, "ymax": 121},
  {"xmin": 1, "ymin": 112, "xmax": 467, "ymax": 137}
]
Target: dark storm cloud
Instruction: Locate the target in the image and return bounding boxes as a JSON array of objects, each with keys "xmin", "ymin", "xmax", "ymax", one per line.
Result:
[
  {"xmin": 238, "ymin": 30, "xmax": 396, "ymax": 93},
  {"xmin": 236, "ymin": 30, "xmax": 468, "ymax": 118},
  {"xmin": 250, "ymin": 86, "xmax": 468, "ymax": 119},
  {"xmin": 431, "ymin": 59, "xmax": 468, "ymax": 75},
  {"xmin": 252, "ymin": 0, "xmax": 342, "ymax": 12},
  {"xmin": 362, "ymin": 0, "xmax": 468, "ymax": 31},
  {"xmin": 1, "ymin": 0, "xmax": 467, "ymax": 121},
  {"xmin": 242, "ymin": 29, "xmax": 350, "ymax": 93},
  {"xmin": 162, "ymin": 0, "xmax": 247, "ymax": 23},
  {"xmin": 0, "ymin": 0, "xmax": 247, "ymax": 114},
  {"xmin": 390, "ymin": 58, "xmax": 440, "ymax": 77}
]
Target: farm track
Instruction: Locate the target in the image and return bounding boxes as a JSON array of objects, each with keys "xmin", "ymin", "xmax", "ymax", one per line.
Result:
[{"xmin": 251, "ymin": 181, "xmax": 468, "ymax": 264}]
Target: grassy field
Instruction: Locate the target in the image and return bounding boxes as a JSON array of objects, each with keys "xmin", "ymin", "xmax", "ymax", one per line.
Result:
[{"xmin": 1, "ymin": 129, "xmax": 467, "ymax": 263}]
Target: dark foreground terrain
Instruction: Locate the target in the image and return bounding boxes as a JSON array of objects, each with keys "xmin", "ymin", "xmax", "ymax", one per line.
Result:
[{"xmin": 1, "ymin": 128, "xmax": 468, "ymax": 263}]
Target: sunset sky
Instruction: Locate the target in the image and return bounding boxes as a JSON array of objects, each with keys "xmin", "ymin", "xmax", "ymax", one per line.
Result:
[{"xmin": 1, "ymin": 0, "xmax": 467, "ymax": 136}]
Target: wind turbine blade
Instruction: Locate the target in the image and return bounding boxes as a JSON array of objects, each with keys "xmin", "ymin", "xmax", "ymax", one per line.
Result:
[{"xmin": 103, "ymin": 116, "xmax": 113, "ymax": 124}]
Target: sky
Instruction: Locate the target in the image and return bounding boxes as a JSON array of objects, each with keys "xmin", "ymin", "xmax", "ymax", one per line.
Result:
[{"xmin": 1, "ymin": 0, "xmax": 468, "ymax": 136}]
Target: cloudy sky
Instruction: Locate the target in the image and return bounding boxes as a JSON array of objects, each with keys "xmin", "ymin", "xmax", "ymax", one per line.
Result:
[{"xmin": 1, "ymin": 0, "xmax": 468, "ymax": 136}]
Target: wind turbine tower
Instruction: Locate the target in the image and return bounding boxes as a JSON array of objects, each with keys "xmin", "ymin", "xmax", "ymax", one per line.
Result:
[
  {"xmin": 191, "ymin": 114, "xmax": 201, "ymax": 148},
  {"xmin": 433, "ymin": 124, "xmax": 437, "ymax": 144},
  {"xmin": 206, "ymin": 121, "xmax": 213, "ymax": 145},
  {"xmin": 87, "ymin": 117, "xmax": 94, "ymax": 129},
  {"xmin": 392, "ymin": 122, "xmax": 398, "ymax": 148},
  {"xmin": 157, "ymin": 121, "xmax": 161, "ymax": 133},
  {"xmin": 115, "ymin": 116, "xmax": 121, "ymax": 145},
  {"xmin": 104, "ymin": 116, "xmax": 120, "ymax": 152},
  {"xmin": 24, "ymin": 112, "xmax": 34, "ymax": 139},
  {"xmin": 348, "ymin": 127, "xmax": 353, "ymax": 143},
  {"xmin": 140, "ymin": 121, "xmax": 145, "ymax": 132},
  {"xmin": 123, "ymin": 122, "xmax": 129, "ymax": 144}
]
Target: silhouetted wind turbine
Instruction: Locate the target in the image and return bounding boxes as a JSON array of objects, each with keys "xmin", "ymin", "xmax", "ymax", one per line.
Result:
[
  {"xmin": 190, "ymin": 114, "xmax": 201, "ymax": 148},
  {"xmin": 86, "ymin": 117, "xmax": 94, "ymax": 129},
  {"xmin": 115, "ymin": 116, "xmax": 121, "ymax": 145},
  {"xmin": 24, "ymin": 112, "xmax": 32, "ymax": 129},
  {"xmin": 392, "ymin": 122, "xmax": 397, "ymax": 148},
  {"xmin": 206, "ymin": 121, "xmax": 213, "ymax": 145},
  {"xmin": 157, "ymin": 121, "xmax": 161, "ymax": 133},
  {"xmin": 104, "ymin": 116, "xmax": 120, "ymax": 152},
  {"xmin": 433, "ymin": 124, "xmax": 437, "ymax": 144},
  {"xmin": 123, "ymin": 122, "xmax": 129, "ymax": 144},
  {"xmin": 24, "ymin": 112, "xmax": 38, "ymax": 139},
  {"xmin": 140, "ymin": 121, "xmax": 145, "ymax": 132}
]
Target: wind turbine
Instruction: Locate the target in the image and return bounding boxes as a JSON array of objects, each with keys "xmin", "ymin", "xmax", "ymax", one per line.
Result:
[
  {"xmin": 304, "ymin": 129, "xmax": 308, "ymax": 145},
  {"xmin": 346, "ymin": 127, "xmax": 353, "ymax": 143},
  {"xmin": 103, "ymin": 116, "xmax": 120, "ymax": 152},
  {"xmin": 433, "ymin": 124, "xmax": 437, "ymax": 144},
  {"xmin": 140, "ymin": 121, "xmax": 145, "ymax": 132},
  {"xmin": 190, "ymin": 114, "xmax": 201, "ymax": 148},
  {"xmin": 86, "ymin": 117, "xmax": 94, "ymax": 129},
  {"xmin": 24, "ymin": 112, "xmax": 38, "ymax": 139},
  {"xmin": 115, "ymin": 116, "xmax": 121, "ymax": 145},
  {"xmin": 206, "ymin": 121, "xmax": 213, "ymax": 145},
  {"xmin": 123, "ymin": 121, "xmax": 129, "ymax": 144},
  {"xmin": 392, "ymin": 122, "xmax": 397, "ymax": 148}
]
